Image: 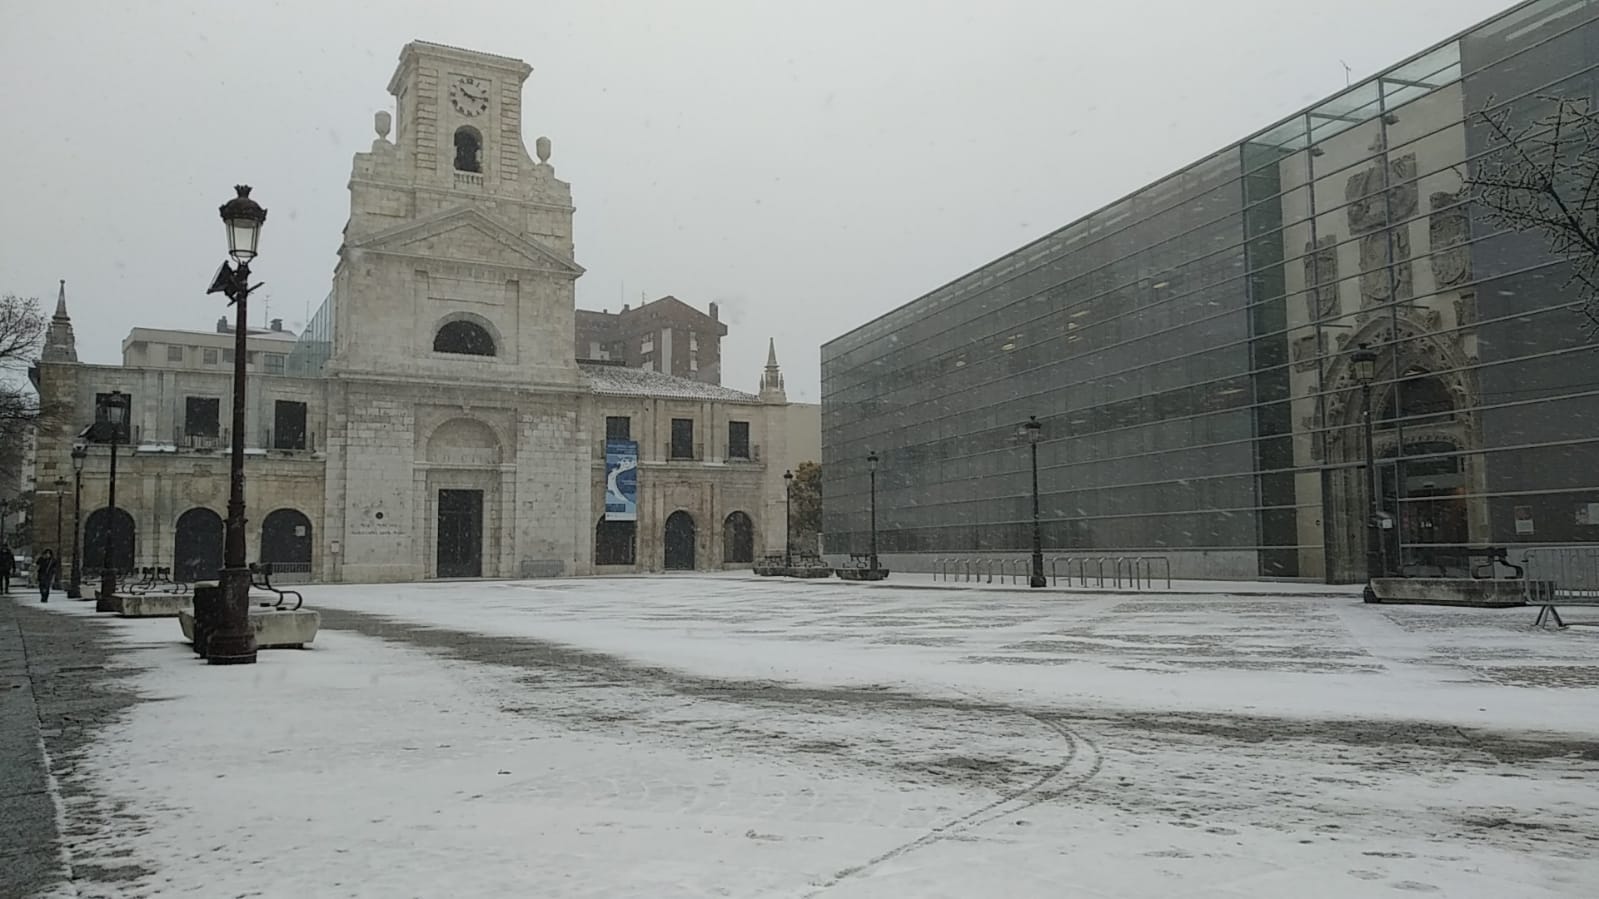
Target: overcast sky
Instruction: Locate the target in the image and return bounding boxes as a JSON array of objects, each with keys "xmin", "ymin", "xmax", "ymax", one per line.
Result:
[{"xmin": 1, "ymin": 0, "xmax": 1516, "ymax": 399}]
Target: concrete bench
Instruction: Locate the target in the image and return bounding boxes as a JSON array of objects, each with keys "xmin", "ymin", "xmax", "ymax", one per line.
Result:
[
  {"xmin": 179, "ymin": 605, "xmax": 320, "ymax": 649},
  {"xmin": 1368, "ymin": 577, "xmax": 1541, "ymax": 608}
]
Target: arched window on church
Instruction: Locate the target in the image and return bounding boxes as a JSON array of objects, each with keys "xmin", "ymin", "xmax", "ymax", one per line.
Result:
[
  {"xmin": 434, "ymin": 319, "xmax": 497, "ymax": 357},
  {"xmin": 454, "ymin": 126, "xmax": 483, "ymax": 173}
]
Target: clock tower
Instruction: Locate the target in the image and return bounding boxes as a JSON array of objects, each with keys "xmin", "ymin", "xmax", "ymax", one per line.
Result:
[{"xmin": 321, "ymin": 41, "xmax": 590, "ymax": 583}]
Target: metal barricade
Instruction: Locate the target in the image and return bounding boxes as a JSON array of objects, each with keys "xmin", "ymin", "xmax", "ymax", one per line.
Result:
[{"xmin": 1521, "ymin": 547, "xmax": 1599, "ymax": 601}]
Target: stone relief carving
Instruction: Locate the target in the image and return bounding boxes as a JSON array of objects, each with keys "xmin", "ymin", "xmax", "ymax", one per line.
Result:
[
  {"xmin": 1345, "ymin": 152, "xmax": 1419, "ymax": 235},
  {"xmin": 1358, "ymin": 229, "xmax": 1413, "ymax": 307},
  {"xmin": 1302, "ymin": 235, "xmax": 1340, "ymax": 321},
  {"xmin": 1454, "ymin": 293, "xmax": 1478, "ymax": 328},
  {"xmin": 1428, "ymin": 191, "xmax": 1472, "ymax": 288},
  {"xmin": 1292, "ymin": 333, "xmax": 1324, "ymax": 372}
]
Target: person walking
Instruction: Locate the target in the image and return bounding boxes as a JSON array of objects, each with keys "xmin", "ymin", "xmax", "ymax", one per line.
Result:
[
  {"xmin": 35, "ymin": 549, "xmax": 58, "ymax": 603},
  {"xmin": 0, "ymin": 543, "xmax": 13, "ymax": 595}
]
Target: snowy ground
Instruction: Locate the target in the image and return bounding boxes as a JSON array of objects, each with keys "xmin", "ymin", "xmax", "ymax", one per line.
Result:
[{"xmin": 31, "ymin": 576, "xmax": 1599, "ymax": 898}]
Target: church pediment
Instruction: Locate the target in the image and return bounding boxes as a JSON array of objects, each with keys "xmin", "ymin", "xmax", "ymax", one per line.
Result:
[{"xmin": 348, "ymin": 207, "xmax": 584, "ymax": 278}]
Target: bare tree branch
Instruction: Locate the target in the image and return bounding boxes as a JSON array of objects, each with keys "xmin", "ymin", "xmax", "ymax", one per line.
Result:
[{"xmin": 1467, "ymin": 95, "xmax": 1599, "ymax": 336}]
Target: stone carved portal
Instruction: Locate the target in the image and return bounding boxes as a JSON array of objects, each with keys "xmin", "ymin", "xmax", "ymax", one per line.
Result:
[
  {"xmin": 1345, "ymin": 150, "xmax": 1419, "ymax": 311},
  {"xmin": 1321, "ymin": 324, "xmax": 1488, "ymax": 583}
]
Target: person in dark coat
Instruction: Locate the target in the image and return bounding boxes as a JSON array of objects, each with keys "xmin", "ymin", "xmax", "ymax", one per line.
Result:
[
  {"xmin": 36, "ymin": 549, "xmax": 58, "ymax": 603},
  {"xmin": 0, "ymin": 543, "xmax": 13, "ymax": 594}
]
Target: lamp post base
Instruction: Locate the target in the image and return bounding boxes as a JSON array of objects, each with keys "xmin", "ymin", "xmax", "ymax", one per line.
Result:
[
  {"xmin": 95, "ymin": 572, "xmax": 119, "ymax": 613},
  {"xmin": 205, "ymin": 567, "xmax": 258, "ymax": 665}
]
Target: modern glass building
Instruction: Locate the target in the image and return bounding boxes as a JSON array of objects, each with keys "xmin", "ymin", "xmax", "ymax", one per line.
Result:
[{"xmin": 821, "ymin": 0, "xmax": 1599, "ymax": 581}]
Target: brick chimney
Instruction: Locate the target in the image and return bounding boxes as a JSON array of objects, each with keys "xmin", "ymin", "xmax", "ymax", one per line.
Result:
[
  {"xmin": 709, "ymin": 302, "xmax": 719, "ymax": 321},
  {"xmin": 216, "ymin": 316, "xmax": 230, "ymax": 333},
  {"xmin": 270, "ymin": 318, "xmax": 283, "ymax": 332}
]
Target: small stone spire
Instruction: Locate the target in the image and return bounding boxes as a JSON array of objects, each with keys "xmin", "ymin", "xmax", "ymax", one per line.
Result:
[
  {"xmin": 42, "ymin": 279, "xmax": 78, "ymax": 363},
  {"xmin": 759, "ymin": 337, "xmax": 786, "ymax": 403}
]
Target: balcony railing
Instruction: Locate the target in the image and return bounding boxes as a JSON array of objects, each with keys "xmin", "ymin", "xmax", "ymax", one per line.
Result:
[
  {"xmin": 666, "ymin": 441, "xmax": 704, "ymax": 461},
  {"xmin": 454, "ymin": 171, "xmax": 484, "ymax": 189}
]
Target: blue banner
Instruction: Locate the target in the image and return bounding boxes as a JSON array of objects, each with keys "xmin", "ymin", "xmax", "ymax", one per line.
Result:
[{"xmin": 604, "ymin": 439, "xmax": 639, "ymax": 521}]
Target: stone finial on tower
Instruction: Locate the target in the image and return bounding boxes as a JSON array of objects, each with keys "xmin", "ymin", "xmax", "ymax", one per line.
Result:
[
  {"xmin": 41, "ymin": 279, "xmax": 78, "ymax": 363},
  {"xmin": 375, "ymin": 110, "xmax": 392, "ymax": 141},
  {"xmin": 759, "ymin": 337, "xmax": 786, "ymax": 403}
]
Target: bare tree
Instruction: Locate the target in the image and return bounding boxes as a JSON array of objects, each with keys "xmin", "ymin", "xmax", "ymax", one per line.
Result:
[
  {"xmin": 1466, "ymin": 95, "xmax": 1599, "ymax": 334},
  {"xmin": 0, "ymin": 294, "xmax": 48, "ymax": 491}
]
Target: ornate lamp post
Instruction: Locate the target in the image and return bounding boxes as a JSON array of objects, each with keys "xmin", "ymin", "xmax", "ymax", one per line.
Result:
[
  {"xmin": 94, "ymin": 390, "xmax": 128, "ymax": 612},
  {"xmin": 68, "ymin": 442, "xmax": 86, "ymax": 599},
  {"xmin": 866, "ymin": 451, "xmax": 879, "ymax": 573},
  {"xmin": 202, "ymin": 185, "xmax": 267, "ymax": 665},
  {"xmin": 1351, "ymin": 345, "xmax": 1384, "ymax": 600},
  {"xmin": 52, "ymin": 477, "xmax": 67, "ymax": 556},
  {"xmin": 1024, "ymin": 416, "xmax": 1046, "ymax": 588},
  {"xmin": 783, "ymin": 469, "xmax": 795, "ymax": 569}
]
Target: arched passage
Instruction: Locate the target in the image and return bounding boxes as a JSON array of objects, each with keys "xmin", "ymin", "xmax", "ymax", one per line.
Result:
[
  {"xmin": 454, "ymin": 126, "xmax": 483, "ymax": 173},
  {"xmin": 595, "ymin": 517, "xmax": 636, "ymax": 566},
  {"xmin": 261, "ymin": 508, "xmax": 313, "ymax": 569},
  {"xmin": 664, "ymin": 511, "xmax": 696, "ymax": 571},
  {"xmin": 722, "ymin": 511, "xmax": 754, "ymax": 564},
  {"xmin": 83, "ymin": 508, "xmax": 135, "ymax": 574},
  {"xmin": 174, "ymin": 508, "xmax": 224, "ymax": 583}
]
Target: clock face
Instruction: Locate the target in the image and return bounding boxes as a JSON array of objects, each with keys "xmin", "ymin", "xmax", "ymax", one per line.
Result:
[{"xmin": 450, "ymin": 76, "xmax": 489, "ymax": 117}]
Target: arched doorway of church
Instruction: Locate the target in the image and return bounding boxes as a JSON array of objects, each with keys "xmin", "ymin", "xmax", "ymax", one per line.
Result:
[
  {"xmin": 722, "ymin": 511, "xmax": 754, "ymax": 564},
  {"xmin": 664, "ymin": 511, "xmax": 696, "ymax": 570},
  {"xmin": 83, "ymin": 508, "xmax": 135, "ymax": 575},
  {"xmin": 261, "ymin": 509, "xmax": 313, "ymax": 573},
  {"xmin": 174, "ymin": 508, "xmax": 224, "ymax": 583}
]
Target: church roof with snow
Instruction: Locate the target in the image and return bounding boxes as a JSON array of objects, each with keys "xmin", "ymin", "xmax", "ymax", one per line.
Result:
[{"xmin": 579, "ymin": 362, "xmax": 760, "ymax": 403}]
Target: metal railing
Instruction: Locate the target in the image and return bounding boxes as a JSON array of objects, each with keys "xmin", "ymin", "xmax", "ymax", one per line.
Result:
[
  {"xmin": 1520, "ymin": 547, "xmax": 1599, "ymax": 602},
  {"xmin": 263, "ymin": 560, "xmax": 315, "ymax": 584}
]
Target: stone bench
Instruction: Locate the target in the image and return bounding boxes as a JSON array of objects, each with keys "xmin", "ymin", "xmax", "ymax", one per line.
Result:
[
  {"xmin": 1369, "ymin": 577, "xmax": 1542, "ymax": 608},
  {"xmin": 179, "ymin": 606, "xmax": 321, "ymax": 650},
  {"xmin": 113, "ymin": 593, "xmax": 193, "ymax": 618}
]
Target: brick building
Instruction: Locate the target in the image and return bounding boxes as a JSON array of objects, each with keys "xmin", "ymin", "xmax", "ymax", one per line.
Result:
[{"xmin": 574, "ymin": 297, "xmax": 728, "ymax": 384}]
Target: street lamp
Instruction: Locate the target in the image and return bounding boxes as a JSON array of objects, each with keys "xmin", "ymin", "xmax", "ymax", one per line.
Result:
[
  {"xmin": 1351, "ymin": 345, "xmax": 1384, "ymax": 600},
  {"xmin": 866, "ymin": 451, "xmax": 880, "ymax": 573},
  {"xmin": 94, "ymin": 390, "xmax": 128, "ymax": 612},
  {"xmin": 201, "ymin": 185, "xmax": 268, "ymax": 665},
  {"xmin": 1023, "ymin": 416, "xmax": 1046, "ymax": 588},
  {"xmin": 783, "ymin": 469, "xmax": 795, "ymax": 569},
  {"xmin": 68, "ymin": 442, "xmax": 86, "ymax": 599},
  {"xmin": 53, "ymin": 476, "xmax": 66, "ymax": 560}
]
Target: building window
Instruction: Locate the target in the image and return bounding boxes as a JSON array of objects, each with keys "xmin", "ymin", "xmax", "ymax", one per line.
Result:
[
  {"xmin": 433, "ymin": 319, "xmax": 497, "ymax": 356},
  {"xmin": 274, "ymin": 400, "xmax": 308, "ymax": 450},
  {"xmin": 670, "ymin": 418, "xmax": 694, "ymax": 459},
  {"xmin": 166, "ymin": 345, "xmax": 184, "ymax": 363},
  {"xmin": 727, "ymin": 421, "xmax": 750, "ymax": 459},
  {"xmin": 454, "ymin": 126, "xmax": 483, "ymax": 173},
  {"xmin": 246, "ymin": 351, "xmax": 257, "ymax": 366},
  {"xmin": 94, "ymin": 393, "xmax": 132, "ymax": 443},
  {"xmin": 223, "ymin": 348, "xmax": 235, "ymax": 364},
  {"xmin": 203, "ymin": 348, "xmax": 218, "ymax": 365},
  {"xmin": 641, "ymin": 335, "xmax": 654, "ymax": 354},
  {"xmin": 605, "ymin": 416, "xmax": 631, "ymax": 441},
  {"xmin": 264, "ymin": 353, "xmax": 285, "ymax": 375},
  {"xmin": 184, "ymin": 397, "xmax": 221, "ymax": 438}
]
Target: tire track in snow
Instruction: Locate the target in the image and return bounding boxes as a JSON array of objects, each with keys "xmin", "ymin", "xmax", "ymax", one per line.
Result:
[{"xmin": 803, "ymin": 714, "xmax": 1101, "ymax": 897}]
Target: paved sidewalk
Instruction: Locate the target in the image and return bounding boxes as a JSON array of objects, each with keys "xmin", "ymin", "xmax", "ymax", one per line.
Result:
[{"xmin": 1, "ymin": 597, "xmax": 144, "ymax": 899}]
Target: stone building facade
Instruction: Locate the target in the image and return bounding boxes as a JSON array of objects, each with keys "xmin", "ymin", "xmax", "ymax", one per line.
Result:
[{"xmin": 28, "ymin": 41, "xmax": 812, "ymax": 585}]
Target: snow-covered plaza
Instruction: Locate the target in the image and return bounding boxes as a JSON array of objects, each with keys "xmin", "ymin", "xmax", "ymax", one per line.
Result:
[{"xmin": 28, "ymin": 576, "xmax": 1599, "ymax": 897}]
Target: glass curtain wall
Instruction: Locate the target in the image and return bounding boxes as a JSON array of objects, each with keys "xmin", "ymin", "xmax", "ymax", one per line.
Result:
[{"xmin": 822, "ymin": 0, "xmax": 1599, "ymax": 580}]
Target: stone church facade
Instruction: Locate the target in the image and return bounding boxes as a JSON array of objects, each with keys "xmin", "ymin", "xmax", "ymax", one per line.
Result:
[{"xmin": 29, "ymin": 41, "xmax": 811, "ymax": 584}]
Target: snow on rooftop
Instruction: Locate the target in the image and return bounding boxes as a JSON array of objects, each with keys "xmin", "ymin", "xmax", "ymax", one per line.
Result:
[{"xmin": 579, "ymin": 362, "xmax": 758, "ymax": 403}]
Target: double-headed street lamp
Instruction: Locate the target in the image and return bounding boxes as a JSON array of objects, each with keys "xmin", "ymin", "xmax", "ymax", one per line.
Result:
[
  {"xmin": 783, "ymin": 469, "xmax": 795, "ymax": 568},
  {"xmin": 94, "ymin": 390, "xmax": 129, "ymax": 612},
  {"xmin": 200, "ymin": 185, "xmax": 268, "ymax": 665},
  {"xmin": 866, "ymin": 451, "xmax": 880, "ymax": 572},
  {"xmin": 1351, "ymin": 345, "xmax": 1384, "ymax": 600},
  {"xmin": 1023, "ymin": 416, "xmax": 1046, "ymax": 588},
  {"xmin": 68, "ymin": 442, "xmax": 86, "ymax": 599}
]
